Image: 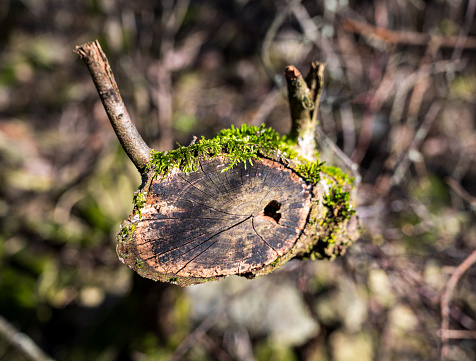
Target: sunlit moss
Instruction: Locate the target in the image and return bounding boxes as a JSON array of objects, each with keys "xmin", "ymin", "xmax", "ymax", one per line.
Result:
[
  {"xmin": 132, "ymin": 189, "xmax": 148, "ymax": 214},
  {"xmin": 295, "ymin": 161, "xmax": 325, "ymax": 183},
  {"xmin": 135, "ymin": 258, "xmax": 144, "ymax": 269},
  {"xmin": 323, "ymin": 185, "xmax": 356, "ymax": 223},
  {"xmin": 322, "ymin": 165, "xmax": 354, "ymax": 186},
  {"xmin": 147, "ymin": 124, "xmax": 323, "ymax": 182}
]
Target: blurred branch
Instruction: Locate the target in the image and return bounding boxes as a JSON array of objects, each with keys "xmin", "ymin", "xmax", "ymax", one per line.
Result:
[
  {"xmin": 391, "ymin": 102, "xmax": 441, "ymax": 187},
  {"xmin": 74, "ymin": 40, "xmax": 151, "ymax": 172},
  {"xmin": 169, "ymin": 285, "xmax": 257, "ymax": 361},
  {"xmin": 451, "ymin": 0, "xmax": 476, "ymax": 61},
  {"xmin": 0, "ymin": 315, "xmax": 55, "ymax": 361},
  {"xmin": 351, "ymin": 61, "xmax": 396, "ymax": 165},
  {"xmin": 407, "ymin": 39, "xmax": 441, "ymax": 124},
  {"xmin": 249, "ymin": 88, "xmax": 281, "ymax": 126},
  {"xmin": 440, "ymin": 249, "xmax": 476, "ymax": 360},
  {"xmin": 439, "ymin": 329, "xmax": 476, "ymax": 339},
  {"xmin": 339, "ymin": 104, "xmax": 356, "ymax": 156},
  {"xmin": 290, "ymin": 2, "xmax": 343, "ymax": 77},
  {"xmin": 261, "ymin": 2, "xmax": 290, "ymax": 88},
  {"xmin": 154, "ymin": 0, "xmax": 192, "ymax": 151},
  {"xmin": 315, "ymin": 126, "xmax": 361, "ymax": 185},
  {"xmin": 169, "ymin": 306, "xmax": 226, "ymax": 361},
  {"xmin": 388, "ymin": 60, "xmax": 463, "ymax": 125},
  {"xmin": 445, "ymin": 177, "xmax": 476, "ymax": 208},
  {"xmin": 341, "ymin": 17, "xmax": 476, "ymax": 49}
]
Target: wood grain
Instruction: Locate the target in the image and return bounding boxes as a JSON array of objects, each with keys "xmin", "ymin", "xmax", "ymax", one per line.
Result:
[{"xmin": 133, "ymin": 156, "xmax": 311, "ymax": 279}]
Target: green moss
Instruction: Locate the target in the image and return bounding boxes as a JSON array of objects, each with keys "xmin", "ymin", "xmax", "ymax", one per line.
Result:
[
  {"xmin": 295, "ymin": 161, "xmax": 325, "ymax": 183},
  {"xmin": 118, "ymin": 223, "xmax": 135, "ymax": 240},
  {"xmin": 147, "ymin": 124, "xmax": 322, "ymax": 181},
  {"xmin": 323, "ymin": 185, "xmax": 356, "ymax": 223},
  {"xmin": 303, "ymin": 175, "xmax": 358, "ymax": 260},
  {"xmin": 135, "ymin": 258, "xmax": 144, "ymax": 269},
  {"xmin": 133, "ymin": 189, "xmax": 148, "ymax": 214},
  {"xmin": 270, "ymin": 256, "xmax": 282, "ymax": 268},
  {"xmin": 322, "ymin": 165, "xmax": 354, "ymax": 186}
]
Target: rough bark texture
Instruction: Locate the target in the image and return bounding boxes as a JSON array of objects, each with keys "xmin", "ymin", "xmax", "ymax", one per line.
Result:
[
  {"xmin": 74, "ymin": 40, "xmax": 151, "ymax": 171},
  {"xmin": 285, "ymin": 62, "xmax": 325, "ymax": 161},
  {"xmin": 286, "ymin": 65, "xmax": 315, "ymax": 151}
]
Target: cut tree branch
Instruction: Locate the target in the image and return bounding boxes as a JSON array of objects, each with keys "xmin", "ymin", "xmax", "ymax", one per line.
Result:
[
  {"xmin": 74, "ymin": 40, "xmax": 151, "ymax": 171},
  {"xmin": 285, "ymin": 65, "xmax": 314, "ymax": 141},
  {"xmin": 285, "ymin": 62, "xmax": 325, "ymax": 160}
]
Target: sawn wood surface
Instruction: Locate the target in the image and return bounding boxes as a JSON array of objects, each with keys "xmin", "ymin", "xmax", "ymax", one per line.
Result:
[{"xmin": 134, "ymin": 156, "xmax": 312, "ymax": 279}]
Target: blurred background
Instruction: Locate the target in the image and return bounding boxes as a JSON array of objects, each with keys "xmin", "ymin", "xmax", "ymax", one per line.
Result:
[{"xmin": 1, "ymin": 0, "xmax": 476, "ymax": 360}]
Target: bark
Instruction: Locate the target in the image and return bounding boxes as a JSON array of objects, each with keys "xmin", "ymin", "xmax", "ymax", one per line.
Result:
[
  {"xmin": 285, "ymin": 62, "xmax": 325, "ymax": 161},
  {"xmin": 74, "ymin": 40, "xmax": 151, "ymax": 171}
]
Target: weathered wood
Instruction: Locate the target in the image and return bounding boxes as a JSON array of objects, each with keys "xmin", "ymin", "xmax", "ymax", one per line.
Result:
[
  {"xmin": 74, "ymin": 40, "xmax": 151, "ymax": 171},
  {"xmin": 75, "ymin": 41, "xmax": 360, "ymax": 286},
  {"xmin": 285, "ymin": 62, "xmax": 325, "ymax": 161},
  {"xmin": 117, "ymin": 156, "xmax": 312, "ymax": 283}
]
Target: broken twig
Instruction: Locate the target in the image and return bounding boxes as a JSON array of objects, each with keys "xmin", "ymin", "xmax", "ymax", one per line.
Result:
[{"xmin": 74, "ymin": 40, "xmax": 151, "ymax": 171}]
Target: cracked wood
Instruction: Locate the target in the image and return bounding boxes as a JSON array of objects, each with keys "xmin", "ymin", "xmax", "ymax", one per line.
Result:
[{"xmin": 131, "ymin": 156, "xmax": 312, "ymax": 279}]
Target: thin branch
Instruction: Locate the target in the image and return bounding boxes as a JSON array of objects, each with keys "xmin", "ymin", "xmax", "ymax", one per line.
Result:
[
  {"xmin": 155, "ymin": 0, "xmax": 191, "ymax": 151},
  {"xmin": 261, "ymin": 3, "xmax": 290, "ymax": 89},
  {"xmin": 290, "ymin": 2, "xmax": 343, "ymax": 78},
  {"xmin": 451, "ymin": 0, "xmax": 476, "ymax": 61},
  {"xmin": 439, "ymin": 329, "xmax": 476, "ymax": 340},
  {"xmin": 250, "ymin": 88, "xmax": 281, "ymax": 126},
  {"xmin": 168, "ymin": 284, "xmax": 257, "ymax": 361},
  {"xmin": 406, "ymin": 38, "xmax": 441, "ymax": 124},
  {"xmin": 285, "ymin": 64, "xmax": 317, "ymax": 160},
  {"xmin": 340, "ymin": 17, "xmax": 476, "ymax": 49},
  {"xmin": 314, "ymin": 126, "xmax": 361, "ymax": 185},
  {"xmin": 0, "ymin": 314, "xmax": 55, "ymax": 361},
  {"xmin": 391, "ymin": 101, "xmax": 441, "ymax": 187},
  {"xmin": 74, "ymin": 40, "xmax": 151, "ymax": 172},
  {"xmin": 440, "ymin": 249, "xmax": 476, "ymax": 360},
  {"xmin": 339, "ymin": 104, "xmax": 356, "ymax": 156},
  {"xmin": 351, "ymin": 61, "xmax": 396, "ymax": 165},
  {"xmin": 445, "ymin": 177, "xmax": 476, "ymax": 209}
]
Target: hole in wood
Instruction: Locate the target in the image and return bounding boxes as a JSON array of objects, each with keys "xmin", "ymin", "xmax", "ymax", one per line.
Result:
[
  {"xmin": 123, "ymin": 157, "xmax": 312, "ymax": 280},
  {"xmin": 264, "ymin": 200, "xmax": 282, "ymax": 223}
]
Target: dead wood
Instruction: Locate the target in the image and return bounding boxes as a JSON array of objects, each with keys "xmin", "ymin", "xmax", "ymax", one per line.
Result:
[{"xmin": 75, "ymin": 40, "xmax": 361, "ymax": 286}]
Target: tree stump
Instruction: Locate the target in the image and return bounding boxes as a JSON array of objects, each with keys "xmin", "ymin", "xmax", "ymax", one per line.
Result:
[
  {"xmin": 75, "ymin": 40, "xmax": 361, "ymax": 287},
  {"xmin": 118, "ymin": 156, "xmax": 311, "ymax": 284}
]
